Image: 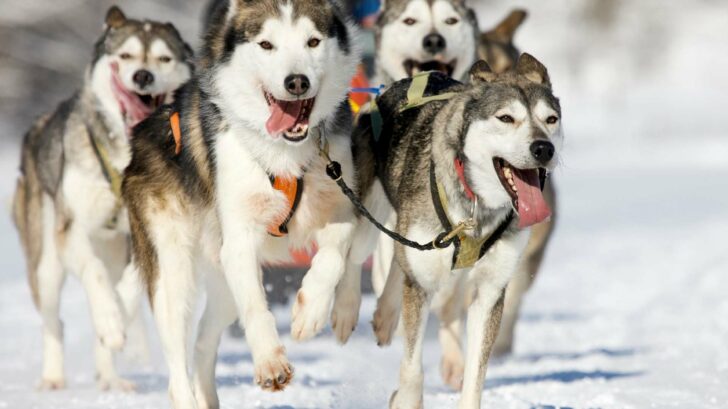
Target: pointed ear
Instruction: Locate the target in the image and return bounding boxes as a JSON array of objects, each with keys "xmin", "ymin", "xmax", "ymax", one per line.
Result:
[
  {"xmin": 105, "ymin": 6, "xmax": 127, "ymax": 29},
  {"xmin": 516, "ymin": 53, "xmax": 550, "ymax": 87},
  {"xmin": 490, "ymin": 9, "xmax": 527, "ymax": 42},
  {"xmin": 469, "ymin": 60, "xmax": 497, "ymax": 83}
]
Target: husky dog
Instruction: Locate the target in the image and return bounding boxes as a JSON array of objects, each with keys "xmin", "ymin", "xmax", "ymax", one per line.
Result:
[
  {"xmin": 11, "ymin": 7, "xmax": 192, "ymax": 390},
  {"xmin": 374, "ymin": 0, "xmax": 479, "ymax": 84},
  {"xmin": 351, "ymin": 56, "xmax": 562, "ymax": 408},
  {"xmin": 122, "ymin": 0, "xmax": 359, "ymax": 407},
  {"xmin": 478, "ymin": 10, "xmax": 559, "ymax": 357}
]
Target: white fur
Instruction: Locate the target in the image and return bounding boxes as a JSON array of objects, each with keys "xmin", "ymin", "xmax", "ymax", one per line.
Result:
[{"xmin": 378, "ymin": 0, "xmax": 476, "ymax": 82}]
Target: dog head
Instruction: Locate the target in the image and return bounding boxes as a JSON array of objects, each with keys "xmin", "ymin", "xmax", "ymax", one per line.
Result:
[
  {"xmin": 454, "ymin": 55, "xmax": 562, "ymax": 228},
  {"xmin": 91, "ymin": 6, "xmax": 193, "ymax": 134},
  {"xmin": 376, "ymin": 0, "xmax": 478, "ymax": 83},
  {"xmin": 205, "ymin": 0, "xmax": 359, "ymax": 144},
  {"xmin": 478, "ymin": 9, "xmax": 527, "ymax": 74}
]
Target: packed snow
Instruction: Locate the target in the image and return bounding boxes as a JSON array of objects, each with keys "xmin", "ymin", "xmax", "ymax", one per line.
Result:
[{"xmin": 1, "ymin": 1, "xmax": 727, "ymax": 408}]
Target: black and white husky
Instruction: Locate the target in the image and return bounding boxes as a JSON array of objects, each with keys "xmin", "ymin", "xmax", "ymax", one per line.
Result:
[
  {"xmin": 351, "ymin": 56, "xmax": 562, "ymax": 408},
  {"xmin": 12, "ymin": 7, "xmax": 192, "ymax": 391},
  {"xmin": 122, "ymin": 0, "xmax": 359, "ymax": 407}
]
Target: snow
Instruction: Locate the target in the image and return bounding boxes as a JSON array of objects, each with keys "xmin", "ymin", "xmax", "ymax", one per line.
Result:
[{"xmin": 1, "ymin": 1, "xmax": 728, "ymax": 408}]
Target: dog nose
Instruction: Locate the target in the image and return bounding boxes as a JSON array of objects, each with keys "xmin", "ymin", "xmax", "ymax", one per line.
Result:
[
  {"xmin": 133, "ymin": 69, "xmax": 154, "ymax": 89},
  {"xmin": 284, "ymin": 74, "xmax": 310, "ymax": 96},
  {"xmin": 530, "ymin": 140, "xmax": 555, "ymax": 164},
  {"xmin": 423, "ymin": 33, "xmax": 446, "ymax": 55}
]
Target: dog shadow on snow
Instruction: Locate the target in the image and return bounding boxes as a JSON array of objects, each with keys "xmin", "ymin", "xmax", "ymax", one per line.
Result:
[{"xmin": 486, "ymin": 369, "xmax": 643, "ymax": 389}]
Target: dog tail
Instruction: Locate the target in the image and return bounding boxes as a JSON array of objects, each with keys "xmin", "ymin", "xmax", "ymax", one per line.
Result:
[{"xmin": 13, "ymin": 118, "xmax": 52, "ymax": 310}]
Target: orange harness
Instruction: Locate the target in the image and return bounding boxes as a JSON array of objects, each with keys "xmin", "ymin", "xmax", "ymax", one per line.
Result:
[{"xmin": 169, "ymin": 112, "xmax": 303, "ymax": 237}]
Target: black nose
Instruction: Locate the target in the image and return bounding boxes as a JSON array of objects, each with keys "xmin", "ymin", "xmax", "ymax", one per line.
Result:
[
  {"xmin": 530, "ymin": 140, "xmax": 555, "ymax": 164},
  {"xmin": 423, "ymin": 33, "xmax": 446, "ymax": 55},
  {"xmin": 284, "ymin": 74, "xmax": 310, "ymax": 96},
  {"xmin": 133, "ymin": 69, "xmax": 154, "ymax": 89}
]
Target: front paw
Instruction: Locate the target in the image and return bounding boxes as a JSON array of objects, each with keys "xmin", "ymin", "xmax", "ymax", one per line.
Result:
[
  {"xmin": 372, "ymin": 299, "xmax": 400, "ymax": 347},
  {"xmin": 291, "ymin": 288, "xmax": 332, "ymax": 341},
  {"xmin": 254, "ymin": 347, "xmax": 294, "ymax": 392},
  {"xmin": 331, "ymin": 289, "xmax": 361, "ymax": 344},
  {"xmin": 440, "ymin": 353, "xmax": 464, "ymax": 391},
  {"xmin": 38, "ymin": 377, "xmax": 66, "ymax": 391},
  {"xmin": 93, "ymin": 303, "xmax": 126, "ymax": 350}
]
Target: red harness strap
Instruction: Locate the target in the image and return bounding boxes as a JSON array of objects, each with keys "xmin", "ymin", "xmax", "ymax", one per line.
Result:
[
  {"xmin": 168, "ymin": 112, "xmax": 303, "ymax": 237},
  {"xmin": 454, "ymin": 157, "xmax": 476, "ymax": 201}
]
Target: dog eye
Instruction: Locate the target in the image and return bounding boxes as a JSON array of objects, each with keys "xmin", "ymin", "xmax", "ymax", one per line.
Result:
[
  {"xmin": 497, "ymin": 115, "xmax": 514, "ymax": 124},
  {"xmin": 445, "ymin": 17, "xmax": 459, "ymax": 25},
  {"xmin": 119, "ymin": 52, "xmax": 132, "ymax": 60},
  {"xmin": 546, "ymin": 115, "xmax": 559, "ymax": 124},
  {"xmin": 158, "ymin": 56, "xmax": 172, "ymax": 63},
  {"xmin": 403, "ymin": 18, "xmax": 417, "ymax": 26},
  {"xmin": 307, "ymin": 38, "xmax": 321, "ymax": 48},
  {"xmin": 258, "ymin": 41, "xmax": 274, "ymax": 50}
]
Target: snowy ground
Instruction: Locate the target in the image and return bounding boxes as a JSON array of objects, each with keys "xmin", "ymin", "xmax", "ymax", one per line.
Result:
[{"xmin": 2, "ymin": 1, "xmax": 728, "ymax": 408}]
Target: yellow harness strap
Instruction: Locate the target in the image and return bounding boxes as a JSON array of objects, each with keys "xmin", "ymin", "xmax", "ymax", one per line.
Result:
[
  {"xmin": 436, "ymin": 181, "xmax": 490, "ymax": 270},
  {"xmin": 87, "ymin": 127, "xmax": 123, "ymax": 229}
]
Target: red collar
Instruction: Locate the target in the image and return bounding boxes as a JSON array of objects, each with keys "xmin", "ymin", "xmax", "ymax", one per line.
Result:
[{"xmin": 454, "ymin": 156, "xmax": 476, "ymax": 201}]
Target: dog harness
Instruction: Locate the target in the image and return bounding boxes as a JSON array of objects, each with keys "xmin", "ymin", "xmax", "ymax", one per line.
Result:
[
  {"xmin": 169, "ymin": 112, "xmax": 304, "ymax": 237},
  {"xmin": 86, "ymin": 124, "xmax": 123, "ymax": 229}
]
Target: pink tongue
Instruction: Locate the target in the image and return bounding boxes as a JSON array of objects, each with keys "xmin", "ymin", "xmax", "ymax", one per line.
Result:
[
  {"xmin": 110, "ymin": 62, "xmax": 152, "ymax": 130},
  {"xmin": 512, "ymin": 168, "xmax": 551, "ymax": 228},
  {"xmin": 266, "ymin": 99, "xmax": 304, "ymax": 137}
]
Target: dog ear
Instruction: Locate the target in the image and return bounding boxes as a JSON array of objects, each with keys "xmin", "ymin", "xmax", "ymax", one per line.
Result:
[
  {"xmin": 469, "ymin": 60, "xmax": 498, "ymax": 83},
  {"xmin": 105, "ymin": 5, "xmax": 127, "ymax": 29},
  {"xmin": 489, "ymin": 9, "xmax": 527, "ymax": 43},
  {"xmin": 516, "ymin": 53, "xmax": 551, "ymax": 87}
]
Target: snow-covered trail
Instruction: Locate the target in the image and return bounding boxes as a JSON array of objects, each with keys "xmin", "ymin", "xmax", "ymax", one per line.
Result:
[{"xmin": 1, "ymin": 134, "xmax": 727, "ymax": 409}]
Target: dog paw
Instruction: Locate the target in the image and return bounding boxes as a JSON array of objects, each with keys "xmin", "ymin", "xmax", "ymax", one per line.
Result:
[
  {"xmin": 38, "ymin": 377, "xmax": 66, "ymax": 391},
  {"xmin": 331, "ymin": 290, "xmax": 361, "ymax": 344},
  {"xmin": 389, "ymin": 390, "xmax": 423, "ymax": 409},
  {"xmin": 98, "ymin": 376, "xmax": 136, "ymax": 392},
  {"xmin": 254, "ymin": 348, "xmax": 294, "ymax": 392},
  {"xmin": 93, "ymin": 303, "xmax": 126, "ymax": 350},
  {"xmin": 440, "ymin": 354, "xmax": 464, "ymax": 391},
  {"xmin": 291, "ymin": 288, "xmax": 331, "ymax": 341},
  {"xmin": 372, "ymin": 302, "xmax": 399, "ymax": 347}
]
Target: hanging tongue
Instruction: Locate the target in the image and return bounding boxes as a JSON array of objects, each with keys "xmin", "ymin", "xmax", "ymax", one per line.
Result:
[
  {"xmin": 512, "ymin": 168, "xmax": 551, "ymax": 228},
  {"xmin": 266, "ymin": 99, "xmax": 304, "ymax": 137},
  {"xmin": 110, "ymin": 62, "xmax": 153, "ymax": 132}
]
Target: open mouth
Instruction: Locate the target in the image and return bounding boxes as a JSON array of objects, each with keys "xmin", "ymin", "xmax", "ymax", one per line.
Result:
[
  {"xmin": 264, "ymin": 91, "xmax": 316, "ymax": 142},
  {"xmin": 403, "ymin": 59, "xmax": 456, "ymax": 77},
  {"xmin": 109, "ymin": 63, "xmax": 166, "ymax": 135},
  {"xmin": 493, "ymin": 158, "xmax": 551, "ymax": 228}
]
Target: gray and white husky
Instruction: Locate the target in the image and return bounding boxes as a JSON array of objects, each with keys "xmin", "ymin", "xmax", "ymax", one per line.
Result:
[
  {"xmin": 122, "ymin": 0, "xmax": 359, "ymax": 407},
  {"xmin": 12, "ymin": 6, "xmax": 192, "ymax": 391},
  {"xmin": 374, "ymin": 0, "xmax": 479, "ymax": 85},
  {"xmin": 351, "ymin": 55, "xmax": 562, "ymax": 408}
]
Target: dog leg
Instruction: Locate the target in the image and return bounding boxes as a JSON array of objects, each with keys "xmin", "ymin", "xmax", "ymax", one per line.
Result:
[
  {"xmin": 62, "ymin": 222, "xmax": 125, "ymax": 350},
  {"xmin": 459, "ymin": 232, "xmax": 527, "ymax": 409},
  {"xmin": 220, "ymin": 228, "xmax": 292, "ymax": 392},
  {"xmin": 331, "ymin": 259, "xmax": 361, "ymax": 344},
  {"xmin": 95, "ymin": 338, "xmax": 135, "ymax": 392},
  {"xmin": 116, "ymin": 262, "xmax": 150, "ymax": 364},
  {"xmin": 372, "ymin": 257, "xmax": 403, "ymax": 347},
  {"xmin": 192, "ymin": 272, "xmax": 237, "ymax": 409},
  {"xmin": 37, "ymin": 196, "xmax": 66, "ymax": 390},
  {"xmin": 150, "ymin": 217, "xmax": 198, "ymax": 409},
  {"xmin": 389, "ymin": 276, "xmax": 428, "ymax": 409},
  {"xmin": 434, "ymin": 276, "xmax": 466, "ymax": 391},
  {"xmin": 291, "ymin": 211, "xmax": 355, "ymax": 341}
]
